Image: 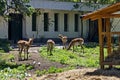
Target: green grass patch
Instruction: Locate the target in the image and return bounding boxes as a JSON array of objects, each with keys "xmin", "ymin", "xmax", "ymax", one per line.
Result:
[
  {"xmin": 35, "ymin": 66, "xmax": 74, "ymax": 76},
  {"xmin": 40, "ymin": 42, "xmax": 107, "ymax": 68}
]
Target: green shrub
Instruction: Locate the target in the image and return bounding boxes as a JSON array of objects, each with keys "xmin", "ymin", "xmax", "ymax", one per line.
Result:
[
  {"xmin": 60, "ymin": 59, "xmax": 66, "ymax": 64},
  {"xmin": 17, "ymin": 64, "xmax": 26, "ymax": 71},
  {"xmin": 0, "ymin": 39, "xmax": 11, "ymax": 52},
  {"xmin": 27, "ymin": 65, "xmax": 34, "ymax": 70},
  {"xmin": 35, "ymin": 70, "xmax": 47, "ymax": 76},
  {"xmin": 48, "ymin": 66, "xmax": 58, "ymax": 73}
]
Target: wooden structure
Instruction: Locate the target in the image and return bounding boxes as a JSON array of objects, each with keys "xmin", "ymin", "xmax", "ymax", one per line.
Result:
[{"xmin": 82, "ymin": 2, "xmax": 120, "ymax": 69}]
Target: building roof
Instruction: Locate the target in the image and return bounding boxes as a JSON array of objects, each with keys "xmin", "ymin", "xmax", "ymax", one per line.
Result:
[
  {"xmin": 82, "ymin": 2, "xmax": 120, "ymax": 20},
  {"xmin": 30, "ymin": 0, "xmax": 106, "ymax": 11}
]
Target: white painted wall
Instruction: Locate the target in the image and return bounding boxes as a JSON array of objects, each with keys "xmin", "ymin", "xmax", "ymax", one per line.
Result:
[
  {"xmin": 24, "ymin": 9, "xmax": 89, "ymax": 39},
  {"xmin": 0, "ymin": 0, "xmax": 101, "ymax": 39},
  {"xmin": 22, "ymin": 11, "xmax": 120, "ymax": 39},
  {"xmin": 0, "ymin": 17, "xmax": 8, "ymax": 39}
]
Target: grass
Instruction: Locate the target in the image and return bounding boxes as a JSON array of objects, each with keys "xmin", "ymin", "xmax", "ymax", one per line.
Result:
[
  {"xmin": 35, "ymin": 66, "xmax": 74, "ymax": 76},
  {"xmin": 40, "ymin": 42, "xmax": 107, "ymax": 68}
]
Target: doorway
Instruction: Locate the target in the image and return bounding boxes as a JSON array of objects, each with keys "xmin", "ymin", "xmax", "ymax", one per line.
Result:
[{"xmin": 8, "ymin": 13, "xmax": 23, "ymax": 43}]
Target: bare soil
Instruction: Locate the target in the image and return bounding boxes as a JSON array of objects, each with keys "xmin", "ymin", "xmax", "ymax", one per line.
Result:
[{"xmin": 9, "ymin": 45, "xmax": 120, "ymax": 80}]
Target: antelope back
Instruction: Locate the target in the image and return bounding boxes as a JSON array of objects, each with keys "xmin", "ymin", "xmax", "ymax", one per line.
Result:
[{"xmin": 47, "ymin": 39, "xmax": 55, "ymax": 45}]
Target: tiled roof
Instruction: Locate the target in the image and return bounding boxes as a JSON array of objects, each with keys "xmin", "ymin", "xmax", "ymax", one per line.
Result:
[{"xmin": 30, "ymin": 0, "xmax": 107, "ymax": 11}]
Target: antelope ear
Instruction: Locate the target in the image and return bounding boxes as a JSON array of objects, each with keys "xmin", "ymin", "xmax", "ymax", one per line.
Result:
[
  {"xmin": 29, "ymin": 38, "xmax": 34, "ymax": 41},
  {"xmin": 31, "ymin": 38, "xmax": 34, "ymax": 40},
  {"xmin": 58, "ymin": 34, "xmax": 62, "ymax": 37},
  {"xmin": 58, "ymin": 34, "xmax": 60, "ymax": 36}
]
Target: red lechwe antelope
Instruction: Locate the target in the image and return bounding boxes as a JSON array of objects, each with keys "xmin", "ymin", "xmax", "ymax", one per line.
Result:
[
  {"xmin": 17, "ymin": 38, "xmax": 34, "ymax": 60},
  {"xmin": 47, "ymin": 39, "xmax": 55, "ymax": 55},
  {"xmin": 67, "ymin": 38, "xmax": 84, "ymax": 53},
  {"xmin": 58, "ymin": 34, "xmax": 67, "ymax": 49}
]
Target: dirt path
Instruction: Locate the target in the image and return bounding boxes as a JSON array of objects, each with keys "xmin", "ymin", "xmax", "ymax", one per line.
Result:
[
  {"xmin": 9, "ymin": 45, "xmax": 67, "ymax": 74},
  {"xmin": 9, "ymin": 45, "xmax": 120, "ymax": 80},
  {"xmin": 36, "ymin": 68, "xmax": 120, "ymax": 80}
]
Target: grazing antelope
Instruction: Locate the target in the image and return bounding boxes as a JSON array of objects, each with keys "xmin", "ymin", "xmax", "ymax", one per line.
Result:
[
  {"xmin": 67, "ymin": 38, "xmax": 84, "ymax": 53},
  {"xmin": 47, "ymin": 39, "xmax": 55, "ymax": 55},
  {"xmin": 58, "ymin": 34, "xmax": 67, "ymax": 49},
  {"xmin": 17, "ymin": 38, "xmax": 34, "ymax": 60}
]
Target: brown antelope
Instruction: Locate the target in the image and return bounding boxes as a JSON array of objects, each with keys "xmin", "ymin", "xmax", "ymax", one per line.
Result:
[
  {"xmin": 17, "ymin": 38, "xmax": 34, "ymax": 60},
  {"xmin": 67, "ymin": 38, "xmax": 84, "ymax": 53},
  {"xmin": 58, "ymin": 34, "xmax": 67, "ymax": 49},
  {"xmin": 47, "ymin": 39, "xmax": 55, "ymax": 55}
]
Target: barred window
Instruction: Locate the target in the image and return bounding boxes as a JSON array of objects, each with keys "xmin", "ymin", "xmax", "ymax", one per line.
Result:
[
  {"xmin": 32, "ymin": 13, "xmax": 37, "ymax": 31},
  {"xmin": 44, "ymin": 13, "xmax": 49, "ymax": 31},
  {"xmin": 54, "ymin": 13, "xmax": 59, "ymax": 31},
  {"xmin": 64, "ymin": 14, "xmax": 68, "ymax": 32},
  {"xmin": 74, "ymin": 14, "xmax": 79, "ymax": 32}
]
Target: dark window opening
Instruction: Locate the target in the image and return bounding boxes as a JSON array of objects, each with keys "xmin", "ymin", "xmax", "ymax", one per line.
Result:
[
  {"xmin": 54, "ymin": 13, "xmax": 59, "ymax": 31},
  {"xmin": 32, "ymin": 13, "xmax": 37, "ymax": 31},
  {"xmin": 44, "ymin": 13, "xmax": 49, "ymax": 31},
  {"xmin": 74, "ymin": 14, "xmax": 79, "ymax": 32},
  {"xmin": 64, "ymin": 14, "xmax": 68, "ymax": 32}
]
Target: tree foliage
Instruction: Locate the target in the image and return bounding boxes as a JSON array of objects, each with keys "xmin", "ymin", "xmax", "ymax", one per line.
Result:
[
  {"xmin": 58, "ymin": 0, "xmax": 120, "ymax": 4},
  {"xmin": 0, "ymin": 0, "xmax": 35, "ymax": 18},
  {"xmin": 58, "ymin": 0, "xmax": 120, "ymax": 11}
]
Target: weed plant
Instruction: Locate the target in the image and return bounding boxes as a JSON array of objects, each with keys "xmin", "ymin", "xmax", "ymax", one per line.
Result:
[{"xmin": 35, "ymin": 66, "xmax": 74, "ymax": 76}]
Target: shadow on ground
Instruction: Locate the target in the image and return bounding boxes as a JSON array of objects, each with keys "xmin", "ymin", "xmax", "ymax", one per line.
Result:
[{"xmin": 85, "ymin": 68, "xmax": 120, "ymax": 78}]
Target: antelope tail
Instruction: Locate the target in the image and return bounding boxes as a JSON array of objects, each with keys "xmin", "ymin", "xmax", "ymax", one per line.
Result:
[{"xmin": 81, "ymin": 40, "xmax": 84, "ymax": 45}]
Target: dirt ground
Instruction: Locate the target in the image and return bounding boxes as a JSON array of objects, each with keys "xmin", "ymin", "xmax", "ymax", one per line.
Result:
[{"xmin": 9, "ymin": 45, "xmax": 120, "ymax": 80}]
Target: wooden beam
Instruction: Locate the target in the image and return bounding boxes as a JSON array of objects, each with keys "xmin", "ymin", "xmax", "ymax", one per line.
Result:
[
  {"xmin": 82, "ymin": 2, "xmax": 120, "ymax": 20},
  {"xmin": 102, "ymin": 32, "xmax": 120, "ymax": 35},
  {"xmin": 111, "ymin": 32, "xmax": 120, "ymax": 34},
  {"xmin": 103, "ymin": 14, "xmax": 120, "ymax": 18},
  {"xmin": 98, "ymin": 18, "xmax": 104, "ymax": 69},
  {"xmin": 91, "ymin": 14, "xmax": 120, "ymax": 20},
  {"xmin": 102, "ymin": 61, "xmax": 120, "ymax": 65}
]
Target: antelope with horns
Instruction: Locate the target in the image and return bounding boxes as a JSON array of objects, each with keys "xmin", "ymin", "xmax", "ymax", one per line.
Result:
[
  {"xmin": 17, "ymin": 38, "xmax": 34, "ymax": 60},
  {"xmin": 58, "ymin": 34, "xmax": 67, "ymax": 49}
]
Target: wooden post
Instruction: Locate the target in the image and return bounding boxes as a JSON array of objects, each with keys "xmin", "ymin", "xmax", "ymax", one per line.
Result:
[
  {"xmin": 105, "ymin": 18, "xmax": 112, "ymax": 68},
  {"xmin": 98, "ymin": 18, "xmax": 104, "ymax": 69},
  {"xmin": 105, "ymin": 18, "xmax": 112, "ymax": 55}
]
